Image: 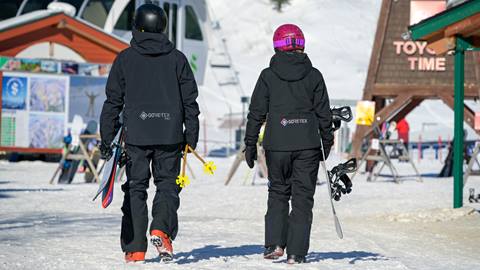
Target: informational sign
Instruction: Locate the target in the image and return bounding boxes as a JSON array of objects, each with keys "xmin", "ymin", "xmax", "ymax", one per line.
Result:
[
  {"xmin": 2, "ymin": 75, "xmax": 27, "ymax": 110},
  {"xmin": 355, "ymin": 101, "xmax": 376, "ymax": 126},
  {"xmin": 0, "ymin": 72, "xmax": 69, "ymax": 150}
]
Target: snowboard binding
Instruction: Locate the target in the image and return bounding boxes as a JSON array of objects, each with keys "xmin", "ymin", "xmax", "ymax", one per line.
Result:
[
  {"xmin": 331, "ymin": 106, "xmax": 353, "ymax": 131},
  {"xmin": 328, "ymin": 158, "xmax": 356, "ymax": 201}
]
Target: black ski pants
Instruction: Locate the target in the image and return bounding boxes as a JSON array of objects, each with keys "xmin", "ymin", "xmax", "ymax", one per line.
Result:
[
  {"xmin": 120, "ymin": 144, "xmax": 182, "ymax": 252},
  {"xmin": 264, "ymin": 148, "xmax": 320, "ymax": 256}
]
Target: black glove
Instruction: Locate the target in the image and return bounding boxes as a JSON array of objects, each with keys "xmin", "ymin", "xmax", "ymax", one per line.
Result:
[
  {"xmin": 99, "ymin": 141, "xmax": 113, "ymax": 161},
  {"xmin": 182, "ymin": 141, "xmax": 197, "ymax": 153},
  {"xmin": 244, "ymin": 144, "xmax": 257, "ymax": 169},
  {"xmin": 187, "ymin": 140, "xmax": 197, "ymax": 152}
]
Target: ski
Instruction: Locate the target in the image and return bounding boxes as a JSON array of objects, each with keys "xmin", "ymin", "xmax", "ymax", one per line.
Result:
[{"xmin": 92, "ymin": 127, "xmax": 124, "ymax": 208}]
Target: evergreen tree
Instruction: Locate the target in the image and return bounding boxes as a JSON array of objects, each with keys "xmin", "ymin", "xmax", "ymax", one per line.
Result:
[{"xmin": 271, "ymin": 0, "xmax": 291, "ymax": 12}]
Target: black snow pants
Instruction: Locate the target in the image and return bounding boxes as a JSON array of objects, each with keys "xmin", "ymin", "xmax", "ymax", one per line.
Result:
[
  {"xmin": 264, "ymin": 148, "xmax": 321, "ymax": 256},
  {"xmin": 120, "ymin": 143, "xmax": 182, "ymax": 252}
]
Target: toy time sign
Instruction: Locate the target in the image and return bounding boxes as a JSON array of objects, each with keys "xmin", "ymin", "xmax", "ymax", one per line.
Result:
[
  {"xmin": 393, "ymin": 1, "xmax": 447, "ymax": 72},
  {"xmin": 393, "ymin": 41, "xmax": 446, "ymax": 71}
]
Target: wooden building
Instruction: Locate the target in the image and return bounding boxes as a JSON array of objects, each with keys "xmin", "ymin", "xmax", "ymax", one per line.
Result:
[{"xmin": 351, "ymin": 0, "xmax": 480, "ymax": 158}]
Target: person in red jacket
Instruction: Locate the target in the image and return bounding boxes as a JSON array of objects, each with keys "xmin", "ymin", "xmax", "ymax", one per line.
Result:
[
  {"xmin": 396, "ymin": 118, "xmax": 409, "ymax": 143},
  {"xmin": 397, "ymin": 118, "xmax": 410, "ymax": 148}
]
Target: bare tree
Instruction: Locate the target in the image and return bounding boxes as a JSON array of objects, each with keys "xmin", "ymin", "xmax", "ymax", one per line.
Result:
[{"xmin": 271, "ymin": 0, "xmax": 291, "ymax": 12}]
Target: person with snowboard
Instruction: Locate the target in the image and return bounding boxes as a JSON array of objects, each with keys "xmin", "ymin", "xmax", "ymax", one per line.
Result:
[
  {"xmin": 244, "ymin": 24, "xmax": 333, "ymax": 264},
  {"xmin": 99, "ymin": 3, "xmax": 200, "ymax": 263}
]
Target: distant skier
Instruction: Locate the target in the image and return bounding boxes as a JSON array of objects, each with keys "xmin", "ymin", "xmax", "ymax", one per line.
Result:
[
  {"xmin": 244, "ymin": 24, "xmax": 333, "ymax": 264},
  {"xmin": 99, "ymin": 3, "xmax": 200, "ymax": 263}
]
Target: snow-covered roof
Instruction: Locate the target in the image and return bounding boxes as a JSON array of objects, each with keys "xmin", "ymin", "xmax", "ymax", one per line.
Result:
[
  {"xmin": 0, "ymin": 10, "xmax": 60, "ymax": 33},
  {"xmin": 0, "ymin": 9, "xmax": 129, "ymax": 47}
]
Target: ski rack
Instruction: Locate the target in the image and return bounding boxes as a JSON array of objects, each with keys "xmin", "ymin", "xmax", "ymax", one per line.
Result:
[
  {"xmin": 50, "ymin": 134, "xmax": 102, "ymax": 184},
  {"xmin": 352, "ymin": 137, "xmax": 422, "ymax": 183}
]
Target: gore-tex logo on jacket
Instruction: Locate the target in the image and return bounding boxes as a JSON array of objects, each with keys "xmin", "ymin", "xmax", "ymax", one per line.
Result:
[
  {"xmin": 139, "ymin": 111, "xmax": 171, "ymax": 121},
  {"xmin": 280, "ymin": 118, "xmax": 308, "ymax": 126}
]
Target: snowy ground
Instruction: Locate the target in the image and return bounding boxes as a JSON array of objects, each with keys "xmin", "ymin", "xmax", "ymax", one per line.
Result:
[{"xmin": 0, "ymin": 156, "xmax": 480, "ymax": 270}]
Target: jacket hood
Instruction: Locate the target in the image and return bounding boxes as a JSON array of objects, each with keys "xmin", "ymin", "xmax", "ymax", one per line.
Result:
[
  {"xmin": 130, "ymin": 29, "xmax": 175, "ymax": 55},
  {"xmin": 269, "ymin": 51, "xmax": 313, "ymax": 81}
]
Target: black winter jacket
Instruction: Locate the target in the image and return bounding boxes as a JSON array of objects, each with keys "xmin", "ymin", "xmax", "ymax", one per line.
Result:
[
  {"xmin": 100, "ymin": 29, "xmax": 200, "ymax": 147},
  {"xmin": 245, "ymin": 51, "xmax": 333, "ymax": 152}
]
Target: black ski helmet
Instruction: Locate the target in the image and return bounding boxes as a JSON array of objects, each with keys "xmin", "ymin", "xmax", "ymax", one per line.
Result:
[{"xmin": 133, "ymin": 3, "xmax": 168, "ymax": 33}]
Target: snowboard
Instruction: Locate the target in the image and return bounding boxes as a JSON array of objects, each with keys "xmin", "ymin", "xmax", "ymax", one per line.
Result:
[{"xmin": 92, "ymin": 127, "xmax": 124, "ymax": 208}]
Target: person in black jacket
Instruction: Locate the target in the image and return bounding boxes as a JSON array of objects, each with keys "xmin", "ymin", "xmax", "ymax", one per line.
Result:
[
  {"xmin": 244, "ymin": 24, "xmax": 333, "ymax": 264},
  {"xmin": 99, "ymin": 4, "xmax": 200, "ymax": 263}
]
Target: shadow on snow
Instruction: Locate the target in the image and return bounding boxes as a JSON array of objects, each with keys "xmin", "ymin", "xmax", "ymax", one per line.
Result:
[
  {"xmin": 146, "ymin": 244, "xmax": 263, "ymax": 264},
  {"xmin": 147, "ymin": 245, "xmax": 388, "ymax": 265},
  {"xmin": 0, "ymin": 188, "xmax": 64, "ymax": 199},
  {"xmin": 305, "ymin": 250, "xmax": 388, "ymax": 264}
]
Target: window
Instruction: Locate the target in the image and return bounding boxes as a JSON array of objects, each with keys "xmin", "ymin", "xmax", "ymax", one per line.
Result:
[
  {"xmin": 21, "ymin": 0, "xmax": 53, "ymax": 14},
  {"xmin": 57, "ymin": 0, "xmax": 84, "ymax": 15},
  {"xmin": 163, "ymin": 2, "xmax": 178, "ymax": 45},
  {"xmin": 0, "ymin": 0, "xmax": 23, "ymax": 20},
  {"xmin": 114, "ymin": 0, "xmax": 134, "ymax": 31},
  {"xmin": 81, "ymin": 0, "xmax": 114, "ymax": 28},
  {"xmin": 185, "ymin": 5, "xmax": 202, "ymax": 41}
]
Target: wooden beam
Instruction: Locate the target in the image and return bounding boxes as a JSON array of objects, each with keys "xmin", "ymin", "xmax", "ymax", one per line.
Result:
[
  {"xmin": 362, "ymin": 0, "xmax": 392, "ymax": 99},
  {"xmin": 374, "ymin": 95, "xmax": 413, "ymax": 124},
  {"xmin": 427, "ymin": 37, "xmax": 456, "ymax": 55},
  {"xmin": 391, "ymin": 98, "xmax": 424, "ymax": 122},
  {"xmin": 351, "ymin": 125, "xmax": 370, "ymax": 158},
  {"xmin": 444, "ymin": 13, "xmax": 480, "ymax": 37},
  {"xmin": 59, "ymin": 21, "xmax": 124, "ymax": 53},
  {"xmin": 371, "ymin": 84, "xmax": 479, "ymax": 98}
]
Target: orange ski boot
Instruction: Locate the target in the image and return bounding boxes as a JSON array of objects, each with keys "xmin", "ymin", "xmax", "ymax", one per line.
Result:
[
  {"xmin": 151, "ymin": 230, "xmax": 173, "ymax": 262},
  {"xmin": 125, "ymin": 252, "xmax": 146, "ymax": 263}
]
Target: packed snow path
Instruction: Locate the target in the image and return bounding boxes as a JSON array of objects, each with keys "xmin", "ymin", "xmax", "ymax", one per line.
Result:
[{"xmin": 0, "ymin": 158, "xmax": 479, "ymax": 269}]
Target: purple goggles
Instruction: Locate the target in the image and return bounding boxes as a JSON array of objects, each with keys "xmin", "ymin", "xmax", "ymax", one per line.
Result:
[{"xmin": 273, "ymin": 37, "xmax": 305, "ymax": 48}]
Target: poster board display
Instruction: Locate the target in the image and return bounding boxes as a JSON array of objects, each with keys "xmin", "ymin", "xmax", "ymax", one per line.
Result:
[
  {"xmin": 0, "ymin": 71, "xmax": 69, "ymax": 153},
  {"xmin": 0, "ymin": 56, "xmax": 111, "ymax": 77}
]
